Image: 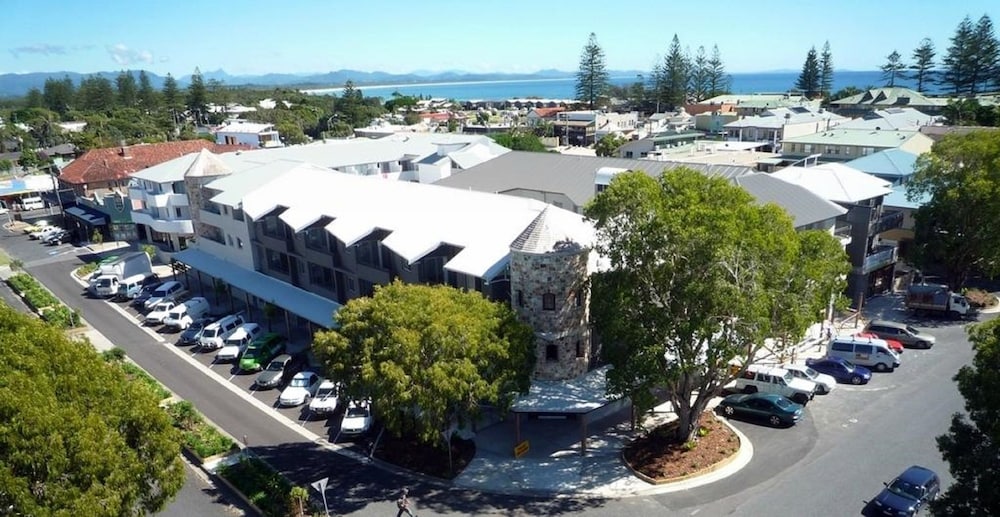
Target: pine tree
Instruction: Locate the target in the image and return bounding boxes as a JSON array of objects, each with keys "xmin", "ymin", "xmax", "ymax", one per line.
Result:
[
  {"xmin": 943, "ymin": 16, "xmax": 977, "ymax": 94},
  {"xmin": 909, "ymin": 38, "xmax": 937, "ymax": 92},
  {"xmin": 819, "ymin": 41, "xmax": 834, "ymax": 98},
  {"xmin": 137, "ymin": 70, "xmax": 158, "ymax": 109},
  {"xmin": 972, "ymin": 15, "xmax": 999, "ymax": 94},
  {"xmin": 116, "ymin": 70, "xmax": 138, "ymax": 108},
  {"xmin": 648, "ymin": 59, "xmax": 665, "ymax": 113},
  {"xmin": 795, "ymin": 46, "xmax": 821, "ymax": 98},
  {"xmin": 161, "ymin": 73, "xmax": 179, "ymax": 108},
  {"xmin": 706, "ymin": 45, "xmax": 731, "ymax": 98},
  {"xmin": 42, "ymin": 75, "xmax": 75, "ymax": 116},
  {"xmin": 186, "ymin": 67, "xmax": 208, "ymax": 123},
  {"xmin": 575, "ymin": 33, "xmax": 610, "ymax": 110},
  {"xmin": 663, "ymin": 34, "xmax": 689, "ymax": 109},
  {"xmin": 688, "ymin": 46, "xmax": 710, "ymax": 102},
  {"xmin": 881, "ymin": 50, "xmax": 906, "ymax": 87}
]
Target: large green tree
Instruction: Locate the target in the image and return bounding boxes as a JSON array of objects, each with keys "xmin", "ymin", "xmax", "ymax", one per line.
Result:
[
  {"xmin": 931, "ymin": 318, "xmax": 1000, "ymax": 516},
  {"xmin": 77, "ymin": 75, "xmax": 115, "ymax": 112},
  {"xmin": 819, "ymin": 41, "xmax": 834, "ymax": 99},
  {"xmin": 910, "ymin": 38, "xmax": 937, "ymax": 92},
  {"xmin": 660, "ymin": 35, "xmax": 689, "ymax": 109},
  {"xmin": 942, "ymin": 15, "xmax": 998, "ymax": 95},
  {"xmin": 116, "ymin": 70, "xmax": 138, "ymax": 108},
  {"xmin": 584, "ymin": 169, "xmax": 848, "ymax": 442},
  {"xmin": 795, "ymin": 46, "xmax": 821, "ymax": 98},
  {"xmin": 0, "ymin": 304, "xmax": 184, "ymax": 515},
  {"xmin": 186, "ymin": 68, "xmax": 208, "ymax": 122},
  {"xmin": 41, "ymin": 76, "xmax": 75, "ymax": 117},
  {"xmin": 313, "ymin": 281, "xmax": 534, "ymax": 448},
  {"xmin": 881, "ymin": 50, "xmax": 906, "ymax": 87},
  {"xmin": 575, "ymin": 33, "xmax": 610, "ymax": 109},
  {"xmin": 161, "ymin": 73, "xmax": 180, "ymax": 108},
  {"xmin": 908, "ymin": 130, "xmax": 1000, "ymax": 288},
  {"xmin": 706, "ymin": 45, "xmax": 730, "ymax": 98},
  {"xmin": 688, "ymin": 46, "xmax": 710, "ymax": 102},
  {"xmin": 137, "ymin": 70, "xmax": 158, "ymax": 109},
  {"xmin": 594, "ymin": 133, "xmax": 627, "ymax": 157}
]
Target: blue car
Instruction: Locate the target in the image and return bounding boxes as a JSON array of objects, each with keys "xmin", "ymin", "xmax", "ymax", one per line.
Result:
[
  {"xmin": 805, "ymin": 356, "xmax": 872, "ymax": 385},
  {"xmin": 862, "ymin": 465, "xmax": 940, "ymax": 516},
  {"xmin": 716, "ymin": 392, "xmax": 804, "ymax": 427}
]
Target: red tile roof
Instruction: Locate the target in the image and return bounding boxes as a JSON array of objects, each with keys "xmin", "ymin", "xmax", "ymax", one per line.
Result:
[
  {"xmin": 58, "ymin": 140, "xmax": 249, "ymax": 185},
  {"xmin": 530, "ymin": 107, "xmax": 566, "ymax": 118}
]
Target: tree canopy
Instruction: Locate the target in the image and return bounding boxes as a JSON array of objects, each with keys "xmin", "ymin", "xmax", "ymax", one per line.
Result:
[
  {"xmin": 594, "ymin": 133, "xmax": 627, "ymax": 157},
  {"xmin": 819, "ymin": 41, "xmax": 834, "ymax": 99},
  {"xmin": 908, "ymin": 130, "xmax": 1000, "ymax": 288},
  {"xmin": 313, "ymin": 281, "xmax": 535, "ymax": 447},
  {"xmin": 584, "ymin": 169, "xmax": 848, "ymax": 442},
  {"xmin": 795, "ymin": 46, "xmax": 821, "ymax": 98},
  {"xmin": 881, "ymin": 50, "xmax": 906, "ymax": 87},
  {"xmin": 931, "ymin": 317, "xmax": 1000, "ymax": 516},
  {"xmin": 910, "ymin": 38, "xmax": 937, "ymax": 92},
  {"xmin": 0, "ymin": 304, "xmax": 184, "ymax": 515},
  {"xmin": 942, "ymin": 14, "xmax": 999, "ymax": 95},
  {"xmin": 575, "ymin": 33, "xmax": 610, "ymax": 110}
]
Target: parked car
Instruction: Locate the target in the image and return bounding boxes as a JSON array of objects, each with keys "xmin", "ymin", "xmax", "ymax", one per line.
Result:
[
  {"xmin": 340, "ymin": 400, "xmax": 373, "ymax": 435},
  {"xmin": 197, "ymin": 314, "xmax": 246, "ymax": 351},
  {"xmin": 30, "ymin": 225, "xmax": 62, "ymax": 240},
  {"xmin": 143, "ymin": 281, "xmax": 186, "ymax": 311},
  {"xmin": 828, "ymin": 335, "xmax": 900, "ymax": 373},
  {"xmin": 178, "ymin": 317, "xmax": 217, "ymax": 346},
  {"xmin": 130, "ymin": 282, "xmax": 164, "ymax": 308},
  {"xmin": 279, "ymin": 371, "xmax": 323, "ymax": 406},
  {"xmin": 734, "ymin": 364, "xmax": 816, "ymax": 405},
  {"xmin": 255, "ymin": 354, "xmax": 302, "ymax": 390},
  {"xmin": 42, "ymin": 230, "xmax": 71, "ymax": 245},
  {"xmin": 780, "ymin": 363, "xmax": 837, "ymax": 394},
  {"xmin": 162, "ymin": 297, "xmax": 211, "ymax": 331},
  {"xmin": 216, "ymin": 323, "xmax": 264, "ymax": 363},
  {"xmin": 308, "ymin": 380, "xmax": 340, "ymax": 416},
  {"xmin": 22, "ymin": 221, "xmax": 50, "ymax": 234},
  {"xmin": 717, "ymin": 393, "xmax": 803, "ymax": 427},
  {"xmin": 144, "ymin": 300, "xmax": 183, "ymax": 326},
  {"xmin": 805, "ymin": 356, "xmax": 872, "ymax": 385},
  {"xmin": 856, "ymin": 331, "xmax": 904, "ymax": 354},
  {"xmin": 864, "ymin": 320, "xmax": 936, "ymax": 349},
  {"xmin": 862, "ymin": 465, "xmax": 940, "ymax": 516},
  {"xmin": 239, "ymin": 333, "xmax": 286, "ymax": 372}
]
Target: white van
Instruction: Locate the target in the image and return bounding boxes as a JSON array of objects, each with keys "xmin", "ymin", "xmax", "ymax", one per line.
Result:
[
  {"xmin": 114, "ymin": 274, "xmax": 152, "ymax": 301},
  {"xmin": 21, "ymin": 196, "xmax": 45, "ymax": 211},
  {"xmin": 198, "ymin": 314, "xmax": 246, "ymax": 351},
  {"xmin": 163, "ymin": 297, "xmax": 211, "ymax": 330},
  {"xmin": 216, "ymin": 323, "xmax": 263, "ymax": 362},
  {"xmin": 89, "ymin": 275, "xmax": 121, "ymax": 298},
  {"xmin": 828, "ymin": 335, "xmax": 901, "ymax": 373}
]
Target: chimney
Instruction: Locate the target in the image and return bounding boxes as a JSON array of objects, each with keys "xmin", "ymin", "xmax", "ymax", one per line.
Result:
[{"xmin": 119, "ymin": 140, "xmax": 129, "ymax": 158}]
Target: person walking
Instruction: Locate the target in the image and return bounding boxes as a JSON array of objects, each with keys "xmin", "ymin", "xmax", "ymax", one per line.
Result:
[{"xmin": 396, "ymin": 487, "xmax": 415, "ymax": 517}]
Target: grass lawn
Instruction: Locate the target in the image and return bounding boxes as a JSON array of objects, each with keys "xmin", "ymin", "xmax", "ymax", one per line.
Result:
[{"xmin": 0, "ymin": 249, "xmax": 11, "ymax": 266}]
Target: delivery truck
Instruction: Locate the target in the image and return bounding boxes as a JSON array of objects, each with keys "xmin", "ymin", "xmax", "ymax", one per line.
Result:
[{"xmin": 905, "ymin": 283, "xmax": 975, "ymax": 319}]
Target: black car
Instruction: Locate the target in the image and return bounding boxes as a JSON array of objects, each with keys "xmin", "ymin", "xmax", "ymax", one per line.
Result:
[
  {"xmin": 178, "ymin": 316, "xmax": 217, "ymax": 345},
  {"xmin": 862, "ymin": 465, "xmax": 940, "ymax": 516},
  {"xmin": 43, "ymin": 230, "xmax": 71, "ymax": 245}
]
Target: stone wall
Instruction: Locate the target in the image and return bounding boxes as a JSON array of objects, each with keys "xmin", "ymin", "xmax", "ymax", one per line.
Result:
[{"xmin": 510, "ymin": 247, "xmax": 590, "ymax": 380}]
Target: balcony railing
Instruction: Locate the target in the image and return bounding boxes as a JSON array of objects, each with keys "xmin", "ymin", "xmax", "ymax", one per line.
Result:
[
  {"xmin": 871, "ymin": 210, "xmax": 904, "ymax": 234},
  {"xmin": 862, "ymin": 245, "xmax": 898, "ymax": 274},
  {"xmin": 833, "ymin": 224, "xmax": 853, "ymax": 246}
]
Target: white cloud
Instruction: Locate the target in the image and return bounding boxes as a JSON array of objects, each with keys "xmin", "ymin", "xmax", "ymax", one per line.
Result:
[
  {"xmin": 106, "ymin": 44, "xmax": 154, "ymax": 66},
  {"xmin": 9, "ymin": 44, "xmax": 67, "ymax": 58}
]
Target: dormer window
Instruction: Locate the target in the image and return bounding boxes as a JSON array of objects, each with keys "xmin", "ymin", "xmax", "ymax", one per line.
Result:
[{"xmin": 542, "ymin": 293, "xmax": 556, "ymax": 311}]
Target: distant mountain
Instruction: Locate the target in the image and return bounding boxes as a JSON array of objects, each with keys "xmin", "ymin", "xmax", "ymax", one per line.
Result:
[{"xmin": 0, "ymin": 68, "xmax": 645, "ymax": 97}]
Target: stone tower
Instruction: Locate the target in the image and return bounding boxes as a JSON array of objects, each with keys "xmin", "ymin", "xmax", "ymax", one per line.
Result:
[
  {"xmin": 509, "ymin": 207, "xmax": 591, "ymax": 381},
  {"xmin": 182, "ymin": 149, "xmax": 234, "ymax": 236}
]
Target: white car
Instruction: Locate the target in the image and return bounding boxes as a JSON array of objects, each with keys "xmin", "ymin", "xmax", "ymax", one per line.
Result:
[
  {"xmin": 308, "ymin": 380, "xmax": 339, "ymax": 416},
  {"xmin": 735, "ymin": 364, "xmax": 817, "ymax": 405},
  {"xmin": 279, "ymin": 371, "xmax": 322, "ymax": 407},
  {"xmin": 143, "ymin": 281, "xmax": 186, "ymax": 311},
  {"xmin": 340, "ymin": 400, "xmax": 372, "ymax": 435},
  {"xmin": 782, "ymin": 363, "xmax": 837, "ymax": 395},
  {"xmin": 144, "ymin": 300, "xmax": 182, "ymax": 326}
]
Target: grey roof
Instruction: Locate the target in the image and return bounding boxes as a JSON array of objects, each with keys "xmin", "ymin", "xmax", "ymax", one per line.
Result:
[
  {"xmin": 435, "ymin": 152, "xmax": 754, "ymax": 209},
  {"xmin": 733, "ymin": 173, "xmax": 847, "ymax": 228},
  {"xmin": 510, "ymin": 207, "xmax": 586, "ymax": 254}
]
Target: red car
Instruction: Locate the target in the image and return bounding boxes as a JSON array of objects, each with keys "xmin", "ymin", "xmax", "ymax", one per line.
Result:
[{"xmin": 856, "ymin": 332, "xmax": 904, "ymax": 354}]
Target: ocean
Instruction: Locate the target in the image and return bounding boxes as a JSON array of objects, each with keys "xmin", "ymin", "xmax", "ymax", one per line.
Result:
[{"xmin": 304, "ymin": 70, "xmax": 918, "ymax": 101}]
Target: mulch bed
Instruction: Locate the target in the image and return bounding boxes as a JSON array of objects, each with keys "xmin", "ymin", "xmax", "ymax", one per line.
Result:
[
  {"xmin": 373, "ymin": 432, "xmax": 476, "ymax": 480},
  {"xmin": 623, "ymin": 411, "xmax": 740, "ymax": 482}
]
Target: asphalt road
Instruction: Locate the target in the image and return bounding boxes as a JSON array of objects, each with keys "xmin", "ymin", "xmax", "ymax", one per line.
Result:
[{"xmin": 4, "ymin": 228, "xmax": 978, "ymax": 517}]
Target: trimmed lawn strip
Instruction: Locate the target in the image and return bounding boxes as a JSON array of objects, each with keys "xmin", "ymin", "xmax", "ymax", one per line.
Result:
[{"xmin": 218, "ymin": 457, "xmax": 292, "ymax": 517}]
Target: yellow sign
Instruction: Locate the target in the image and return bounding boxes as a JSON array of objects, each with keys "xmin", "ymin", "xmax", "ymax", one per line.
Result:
[{"xmin": 514, "ymin": 440, "xmax": 530, "ymax": 458}]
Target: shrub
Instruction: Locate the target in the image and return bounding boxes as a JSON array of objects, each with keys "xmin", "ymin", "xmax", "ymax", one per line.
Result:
[
  {"xmin": 963, "ymin": 288, "xmax": 997, "ymax": 309},
  {"xmin": 75, "ymin": 262, "xmax": 99, "ymax": 279},
  {"xmin": 120, "ymin": 362, "xmax": 172, "ymax": 400},
  {"xmin": 141, "ymin": 244, "xmax": 157, "ymax": 261},
  {"xmin": 41, "ymin": 305, "xmax": 81, "ymax": 328},
  {"xmin": 218, "ymin": 458, "xmax": 293, "ymax": 517},
  {"xmin": 165, "ymin": 401, "xmax": 235, "ymax": 459},
  {"xmin": 101, "ymin": 347, "xmax": 127, "ymax": 362}
]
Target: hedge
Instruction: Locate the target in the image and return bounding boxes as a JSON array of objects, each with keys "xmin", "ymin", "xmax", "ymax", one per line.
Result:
[
  {"xmin": 165, "ymin": 401, "xmax": 236, "ymax": 459},
  {"xmin": 217, "ymin": 457, "xmax": 292, "ymax": 517}
]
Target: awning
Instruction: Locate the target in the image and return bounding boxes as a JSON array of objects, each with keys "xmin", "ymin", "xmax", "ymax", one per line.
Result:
[
  {"xmin": 65, "ymin": 205, "xmax": 107, "ymax": 225},
  {"xmin": 174, "ymin": 248, "xmax": 340, "ymax": 328}
]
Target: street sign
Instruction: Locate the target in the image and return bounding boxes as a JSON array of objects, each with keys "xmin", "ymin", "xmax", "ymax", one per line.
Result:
[
  {"xmin": 514, "ymin": 440, "xmax": 530, "ymax": 458},
  {"xmin": 310, "ymin": 477, "xmax": 329, "ymax": 493}
]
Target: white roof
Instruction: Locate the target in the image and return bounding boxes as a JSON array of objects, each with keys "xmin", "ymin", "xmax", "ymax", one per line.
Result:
[
  {"xmin": 237, "ymin": 165, "xmax": 594, "ymax": 279},
  {"xmin": 215, "ymin": 121, "xmax": 275, "ymax": 134},
  {"xmin": 771, "ymin": 163, "xmax": 894, "ymax": 203}
]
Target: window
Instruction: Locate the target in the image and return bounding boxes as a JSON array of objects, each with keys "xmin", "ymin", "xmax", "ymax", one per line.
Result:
[
  {"xmin": 355, "ymin": 240, "xmax": 380, "ymax": 268},
  {"xmin": 304, "ymin": 227, "xmax": 327, "ymax": 251},
  {"xmin": 575, "ymin": 289, "xmax": 583, "ymax": 307},
  {"xmin": 233, "ymin": 208, "xmax": 245, "ymax": 221},
  {"xmin": 803, "ymin": 144, "xmax": 813, "ymax": 153},
  {"xmin": 262, "ymin": 216, "xmax": 284, "ymax": 239},
  {"xmin": 266, "ymin": 249, "xmax": 289, "ymax": 273},
  {"xmin": 542, "ymin": 293, "xmax": 556, "ymax": 310},
  {"xmin": 576, "ymin": 340, "xmax": 584, "ymax": 358},
  {"xmin": 236, "ymin": 237, "xmax": 244, "ymax": 249},
  {"xmin": 175, "ymin": 207, "xmax": 182, "ymax": 218},
  {"xmin": 545, "ymin": 344, "xmax": 558, "ymax": 362},
  {"xmin": 308, "ymin": 262, "xmax": 334, "ymax": 289},
  {"xmin": 359, "ymin": 279, "xmax": 375, "ymax": 297},
  {"xmin": 517, "ymin": 290, "xmax": 524, "ymax": 307},
  {"xmin": 831, "ymin": 341, "xmax": 853, "ymax": 352}
]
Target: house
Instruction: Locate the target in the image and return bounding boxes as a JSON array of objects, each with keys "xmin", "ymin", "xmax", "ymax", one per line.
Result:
[
  {"xmin": 919, "ymin": 125, "xmax": 1000, "ymax": 142},
  {"xmin": 699, "ymin": 93, "xmax": 821, "ymax": 117},
  {"xmin": 828, "ymin": 87, "xmax": 948, "ymax": 117},
  {"xmin": 617, "ymin": 130, "xmax": 705, "ymax": 159},
  {"xmin": 435, "ymin": 152, "xmax": 845, "ymax": 234},
  {"xmin": 781, "ymin": 129, "xmax": 934, "ymax": 163},
  {"xmin": 771, "ymin": 164, "xmax": 899, "ymax": 303},
  {"xmin": 683, "ymin": 103, "xmax": 737, "ymax": 116},
  {"xmin": 693, "ymin": 109, "xmax": 739, "ymax": 135},
  {"xmin": 57, "ymin": 140, "xmax": 247, "ymax": 241},
  {"xmin": 846, "ymin": 149, "xmax": 925, "ymax": 254},
  {"xmin": 214, "ymin": 120, "xmax": 282, "ymax": 148},
  {"xmin": 552, "ymin": 111, "xmax": 639, "ymax": 146},
  {"xmin": 525, "ymin": 107, "xmax": 566, "ymax": 126},
  {"xmin": 835, "ymin": 107, "xmax": 938, "ymax": 131},
  {"xmin": 175, "ymin": 159, "xmax": 598, "ymax": 381},
  {"xmin": 724, "ymin": 107, "xmax": 848, "ymax": 152}
]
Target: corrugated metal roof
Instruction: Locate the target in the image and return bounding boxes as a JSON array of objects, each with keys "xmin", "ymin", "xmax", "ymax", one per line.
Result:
[
  {"xmin": 771, "ymin": 164, "xmax": 894, "ymax": 203},
  {"xmin": 733, "ymin": 173, "xmax": 847, "ymax": 227}
]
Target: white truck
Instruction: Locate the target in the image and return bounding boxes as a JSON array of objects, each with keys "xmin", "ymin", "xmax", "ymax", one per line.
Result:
[
  {"xmin": 905, "ymin": 283, "xmax": 975, "ymax": 319},
  {"xmin": 88, "ymin": 252, "xmax": 155, "ymax": 297}
]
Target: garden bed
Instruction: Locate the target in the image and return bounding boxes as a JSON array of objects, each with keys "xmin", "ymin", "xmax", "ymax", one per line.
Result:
[
  {"xmin": 623, "ymin": 412, "xmax": 740, "ymax": 483},
  {"xmin": 373, "ymin": 431, "xmax": 476, "ymax": 480},
  {"xmin": 217, "ymin": 457, "xmax": 292, "ymax": 517},
  {"xmin": 164, "ymin": 400, "xmax": 236, "ymax": 459}
]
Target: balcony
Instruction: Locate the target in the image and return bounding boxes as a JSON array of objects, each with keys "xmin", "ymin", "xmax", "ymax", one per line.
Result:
[
  {"xmin": 833, "ymin": 224, "xmax": 852, "ymax": 247},
  {"xmin": 861, "ymin": 245, "xmax": 898, "ymax": 274},
  {"xmin": 870, "ymin": 210, "xmax": 904, "ymax": 234},
  {"xmin": 147, "ymin": 192, "xmax": 188, "ymax": 209},
  {"xmin": 131, "ymin": 211, "xmax": 194, "ymax": 234}
]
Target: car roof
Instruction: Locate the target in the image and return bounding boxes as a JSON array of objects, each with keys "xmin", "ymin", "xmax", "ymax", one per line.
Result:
[
  {"xmin": 868, "ymin": 319, "xmax": 905, "ymax": 328},
  {"xmin": 291, "ymin": 371, "xmax": 316, "ymax": 380},
  {"xmin": 747, "ymin": 364, "xmax": 789, "ymax": 375},
  {"xmin": 269, "ymin": 353, "xmax": 292, "ymax": 364},
  {"xmin": 155, "ymin": 281, "xmax": 181, "ymax": 291},
  {"xmin": 898, "ymin": 465, "xmax": 938, "ymax": 484},
  {"xmin": 317, "ymin": 380, "xmax": 337, "ymax": 389},
  {"xmin": 252, "ymin": 332, "xmax": 283, "ymax": 344}
]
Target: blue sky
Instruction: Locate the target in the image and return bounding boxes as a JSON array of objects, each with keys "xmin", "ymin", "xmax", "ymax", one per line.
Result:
[{"xmin": 3, "ymin": 0, "xmax": 996, "ymax": 76}]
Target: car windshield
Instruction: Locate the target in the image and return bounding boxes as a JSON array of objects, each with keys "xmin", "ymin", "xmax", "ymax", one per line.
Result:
[
  {"xmin": 840, "ymin": 359, "xmax": 857, "ymax": 370},
  {"xmin": 317, "ymin": 387, "xmax": 335, "ymax": 398},
  {"xmin": 202, "ymin": 328, "xmax": 218, "ymax": 338},
  {"xmin": 772, "ymin": 397, "xmax": 792, "ymax": 409},
  {"xmin": 291, "ymin": 376, "xmax": 311, "ymax": 388},
  {"xmin": 189, "ymin": 321, "xmax": 206, "ymax": 331},
  {"xmin": 265, "ymin": 361, "xmax": 285, "ymax": 372},
  {"xmin": 168, "ymin": 311, "xmax": 182, "ymax": 319},
  {"xmin": 905, "ymin": 325, "xmax": 920, "ymax": 334},
  {"xmin": 155, "ymin": 303, "xmax": 170, "ymax": 311},
  {"xmin": 804, "ymin": 367, "xmax": 818, "ymax": 378},
  {"xmin": 346, "ymin": 406, "xmax": 368, "ymax": 418},
  {"xmin": 887, "ymin": 479, "xmax": 923, "ymax": 500},
  {"xmin": 781, "ymin": 372, "xmax": 795, "ymax": 383}
]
